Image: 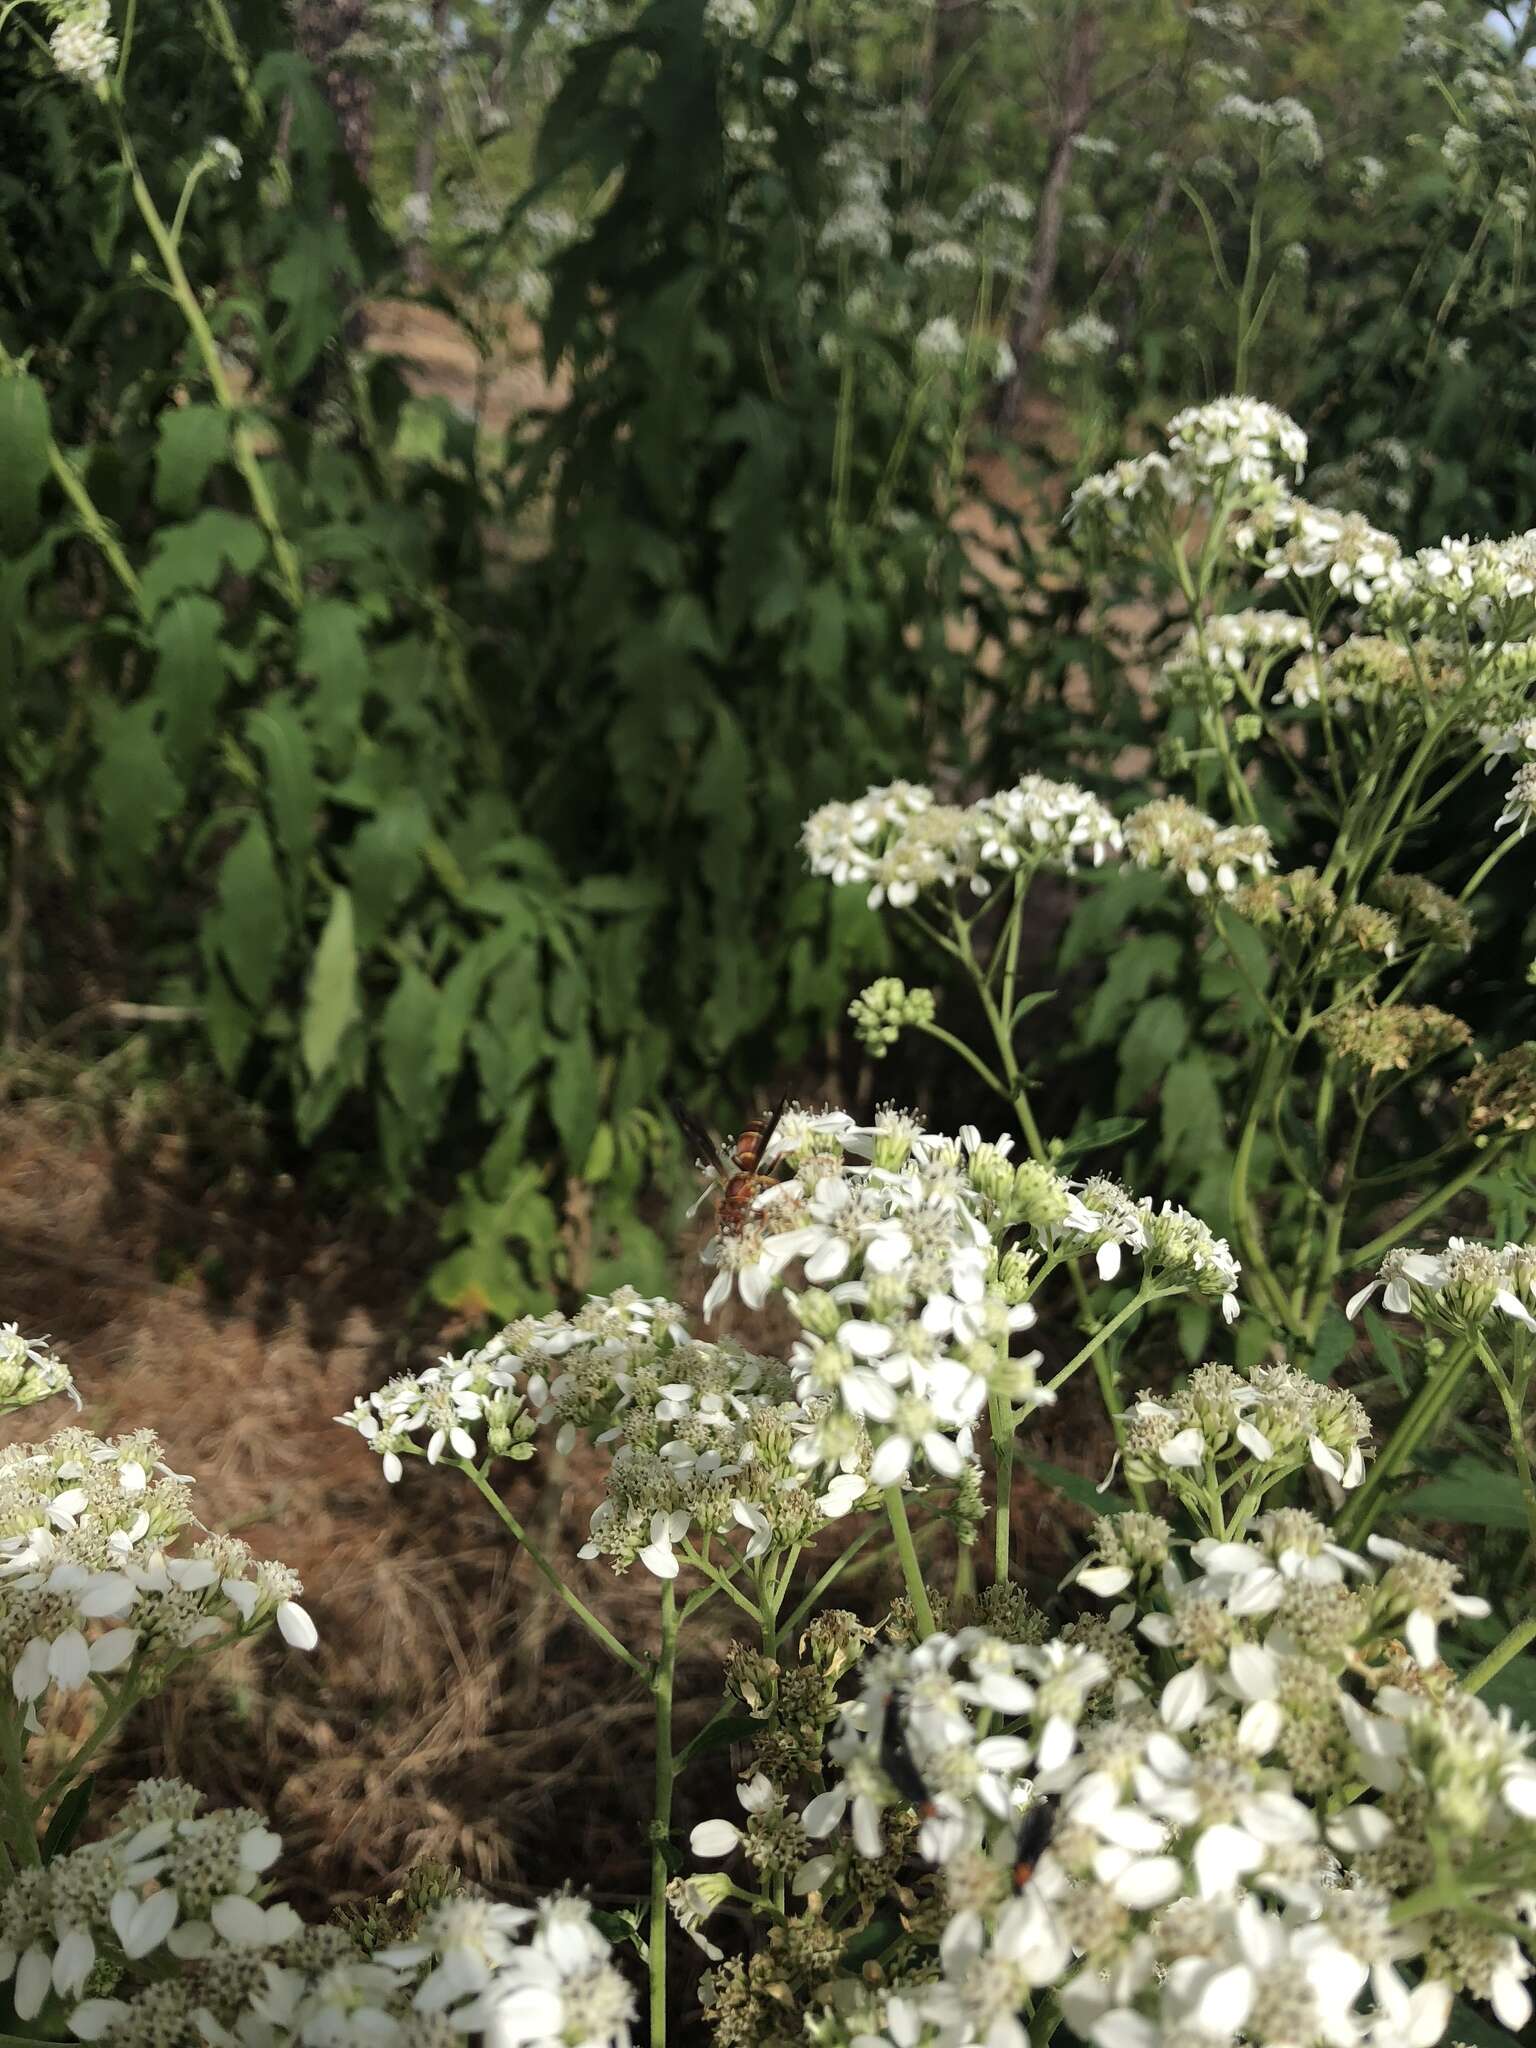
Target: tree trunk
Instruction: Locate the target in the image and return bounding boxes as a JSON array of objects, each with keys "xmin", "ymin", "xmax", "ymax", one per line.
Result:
[
  {"xmin": 406, "ymin": 0, "xmax": 454, "ymax": 288},
  {"xmin": 293, "ymin": 0, "xmax": 376, "ymax": 177},
  {"xmin": 999, "ymin": 3, "xmax": 1101, "ymax": 426}
]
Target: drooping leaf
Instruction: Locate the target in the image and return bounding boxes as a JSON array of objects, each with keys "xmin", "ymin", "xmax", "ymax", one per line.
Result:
[
  {"xmin": 346, "ymin": 794, "xmax": 430, "ymax": 950},
  {"xmin": 138, "ymin": 510, "xmax": 266, "ymax": 613},
  {"xmin": 380, "ymin": 963, "xmax": 440, "ymax": 1129},
  {"xmin": 1304, "ymin": 1305, "xmax": 1356, "ymax": 1384},
  {"xmin": 249, "ymin": 703, "xmax": 319, "ymax": 902},
  {"xmin": 301, "ymin": 887, "xmax": 359, "ymax": 1081},
  {"xmin": 212, "ymin": 819, "xmax": 288, "ymax": 1011},
  {"xmin": 0, "ymin": 371, "xmax": 53, "ymax": 549},
  {"xmin": 89, "ymin": 699, "xmax": 183, "ymax": 882}
]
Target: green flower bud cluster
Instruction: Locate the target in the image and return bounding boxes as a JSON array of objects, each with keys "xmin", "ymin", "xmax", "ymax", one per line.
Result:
[{"xmin": 848, "ymin": 977, "xmax": 936, "ymax": 1056}]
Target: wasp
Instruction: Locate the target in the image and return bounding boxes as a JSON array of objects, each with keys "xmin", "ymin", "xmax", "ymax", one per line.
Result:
[
  {"xmin": 878, "ymin": 1687, "xmax": 937, "ymax": 1816},
  {"xmin": 1010, "ymin": 1798, "xmax": 1057, "ymax": 1892},
  {"xmin": 670, "ymin": 1093, "xmax": 790, "ymax": 1237}
]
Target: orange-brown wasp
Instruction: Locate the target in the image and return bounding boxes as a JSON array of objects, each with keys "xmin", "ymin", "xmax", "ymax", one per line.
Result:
[{"xmin": 669, "ymin": 1094, "xmax": 790, "ymax": 1237}]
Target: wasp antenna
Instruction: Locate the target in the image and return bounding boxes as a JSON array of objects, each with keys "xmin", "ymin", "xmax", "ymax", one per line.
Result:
[{"xmin": 758, "ymin": 1089, "xmax": 792, "ymax": 1162}]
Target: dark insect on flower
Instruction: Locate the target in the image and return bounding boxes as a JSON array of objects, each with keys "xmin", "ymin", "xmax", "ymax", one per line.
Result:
[
  {"xmin": 878, "ymin": 1687, "xmax": 936, "ymax": 1815},
  {"xmin": 1011, "ymin": 1798, "xmax": 1057, "ymax": 1892},
  {"xmin": 669, "ymin": 1094, "xmax": 790, "ymax": 1238}
]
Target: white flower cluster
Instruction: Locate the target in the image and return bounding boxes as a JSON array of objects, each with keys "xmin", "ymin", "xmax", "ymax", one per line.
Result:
[
  {"xmin": 793, "ymin": 1527, "xmax": 1536, "ymax": 2048},
  {"xmin": 1042, "ymin": 312, "xmax": 1116, "ymax": 369},
  {"xmin": 0, "ymin": 1322, "xmax": 77, "ymax": 1414},
  {"xmin": 341, "ymin": 1288, "xmax": 873, "ymax": 1580},
  {"xmin": 1188, "ymin": 610, "xmax": 1315, "ymax": 671},
  {"xmin": 0, "ymin": 1423, "xmax": 315, "ymax": 1714},
  {"xmin": 702, "ymin": 0, "xmax": 757, "ymax": 37},
  {"xmin": 208, "ymin": 136, "xmax": 243, "ymax": 181},
  {"xmin": 914, "ymin": 316, "xmax": 967, "ymax": 370},
  {"xmin": 0, "ymin": 1779, "xmax": 633, "ymax": 2048},
  {"xmin": 1254, "ymin": 498, "xmax": 1403, "ymax": 608},
  {"xmin": 1212, "ymin": 92, "xmax": 1324, "ymax": 167},
  {"xmin": 801, "ymin": 774, "xmax": 1121, "ymax": 909},
  {"xmin": 1347, "ymin": 1235, "xmax": 1536, "ymax": 1331},
  {"xmin": 48, "ymin": 0, "xmax": 117, "ymax": 83},
  {"xmin": 1069, "ymin": 398, "xmax": 1306, "ymax": 528},
  {"xmin": 1122, "ymin": 1358, "xmax": 1372, "ymax": 1498},
  {"xmin": 1122, "ymin": 796, "xmax": 1273, "ymax": 896}
]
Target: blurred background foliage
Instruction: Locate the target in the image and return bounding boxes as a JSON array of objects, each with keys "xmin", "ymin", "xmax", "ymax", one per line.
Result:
[{"xmin": 2, "ymin": 0, "xmax": 1535, "ymax": 1320}]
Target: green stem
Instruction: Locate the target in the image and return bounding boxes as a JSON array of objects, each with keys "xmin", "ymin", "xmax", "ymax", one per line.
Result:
[
  {"xmin": 781, "ymin": 1524, "xmax": 879, "ymax": 1640},
  {"xmin": 679, "ymin": 1543, "xmax": 761, "ymax": 1623},
  {"xmin": 883, "ymin": 1487, "xmax": 936, "ymax": 1639},
  {"xmin": 462, "ymin": 1463, "xmax": 646, "ymax": 1678},
  {"xmin": 914, "ymin": 1017, "xmax": 1009, "ymax": 1100},
  {"xmin": 1335, "ymin": 1337, "xmax": 1479, "ymax": 1547},
  {"xmin": 649, "ymin": 1581, "xmax": 678, "ymax": 2048},
  {"xmin": 1480, "ymin": 1346, "xmax": 1536, "ymax": 1573},
  {"xmin": 1349, "ymin": 1141, "xmax": 1508, "ymax": 1268},
  {"xmin": 990, "ymin": 1392, "xmax": 1014, "ymax": 1585},
  {"xmin": 36, "ymin": 1677, "xmax": 142, "ymax": 1817},
  {"xmin": 1464, "ymin": 1614, "xmax": 1536, "ymax": 1696},
  {"xmin": 0, "ymin": 1707, "xmax": 39, "ymax": 1867},
  {"xmin": 113, "ymin": 116, "xmax": 303, "ymax": 607},
  {"xmin": 1045, "ymin": 1288, "xmax": 1156, "ymax": 1392}
]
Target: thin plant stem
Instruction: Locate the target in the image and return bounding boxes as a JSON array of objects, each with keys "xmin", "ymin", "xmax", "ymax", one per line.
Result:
[
  {"xmin": 1335, "ymin": 1337, "xmax": 1479, "ymax": 1547},
  {"xmin": 0, "ymin": 1707, "xmax": 39, "ymax": 1867},
  {"xmin": 1045, "ymin": 1288, "xmax": 1157, "ymax": 1392},
  {"xmin": 781, "ymin": 1523, "xmax": 879, "ymax": 1640},
  {"xmin": 1348, "ymin": 1142, "xmax": 1509, "ymax": 1268},
  {"xmin": 113, "ymin": 115, "xmax": 304, "ymax": 607},
  {"xmin": 883, "ymin": 1486, "xmax": 936, "ymax": 1638},
  {"xmin": 649, "ymin": 1582, "xmax": 678, "ymax": 2048},
  {"xmin": 1464, "ymin": 1614, "xmax": 1536, "ymax": 1695},
  {"xmin": 990, "ymin": 1391, "xmax": 1014, "ymax": 1585},
  {"xmin": 462, "ymin": 1463, "xmax": 646, "ymax": 1678}
]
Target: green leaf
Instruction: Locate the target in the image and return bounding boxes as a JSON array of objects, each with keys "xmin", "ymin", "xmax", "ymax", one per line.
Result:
[
  {"xmin": 41, "ymin": 1776, "xmax": 95, "ymax": 1863},
  {"xmin": 841, "ymin": 1916, "xmax": 901, "ymax": 1966},
  {"xmin": 1056, "ymin": 1114, "xmax": 1145, "ymax": 1166},
  {"xmin": 566, "ymin": 874, "xmax": 661, "ymax": 914},
  {"xmin": 153, "ymin": 594, "xmax": 229, "ymax": 767},
  {"xmin": 1304, "ymin": 1305, "xmax": 1355, "ymax": 1383},
  {"xmin": 139, "ymin": 509, "xmax": 265, "ymax": 613},
  {"xmin": 1447, "ymin": 1998, "xmax": 1525, "ymax": 2048},
  {"xmin": 380, "ymin": 964, "xmax": 440, "ymax": 1128},
  {"xmin": 297, "ymin": 600, "xmax": 372, "ymax": 762},
  {"xmin": 347, "ymin": 795, "xmax": 430, "ymax": 951},
  {"xmin": 249, "ymin": 704, "xmax": 319, "ymax": 902},
  {"xmin": 212, "ymin": 819, "xmax": 287, "ymax": 1010},
  {"xmin": 1010, "ymin": 988, "xmax": 1056, "ymax": 1030},
  {"xmin": 1115, "ymin": 994, "xmax": 1188, "ymax": 1106},
  {"xmin": 672, "ymin": 1713, "xmax": 769, "ymax": 1772},
  {"xmin": 1401, "ymin": 1456, "xmax": 1530, "ymax": 1529},
  {"xmin": 301, "ymin": 887, "xmax": 359, "ymax": 1082},
  {"xmin": 548, "ymin": 1028, "xmax": 598, "ymax": 1166},
  {"xmin": 1362, "ymin": 1307, "xmax": 1408, "ymax": 1397},
  {"xmin": 0, "ymin": 371, "xmax": 52, "ymax": 550},
  {"xmin": 1017, "ymin": 1455, "xmax": 1127, "ymax": 1517},
  {"xmin": 89, "ymin": 699, "xmax": 183, "ymax": 882},
  {"xmin": 1161, "ymin": 1053, "xmax": 1225, "ymax": 1177},
  {"xmin": 201, "ymin": 958, "xmax": 256, "ymax": 1080},
  {"xmin": 1082, "ymin": 932, "xmax": 1182, "ymax": 1042},
  {"xmin": 153, "ymin": 406, "xmax": 231, "ymax": 517}
]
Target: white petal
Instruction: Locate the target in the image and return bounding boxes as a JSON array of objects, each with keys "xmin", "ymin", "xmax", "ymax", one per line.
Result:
[
  {"xmin": 1160, "ymin": 1667, "xmax": 1209, "ymax": 1731},
  {"xmin": 276, "ymin": 1602, "xmax": 318, "ymax": 1651},
  {"xmin": 689, "ymin": 1819, "xmax": 743, "ymax": 1857}
]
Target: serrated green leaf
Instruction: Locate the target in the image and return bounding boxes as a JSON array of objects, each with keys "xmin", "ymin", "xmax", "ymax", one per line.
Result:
[
  {"xmin": 1362, "ymin": 1307, "xmax": 1407, "ymax": 1396},
  {"xmin": 297, "ymin": 600, "xmax": 371, "ymax": 763},
  {"xmin": 380, "ymin": 964, "xmax": 440, "ymax": 1128},
  {"xmin": 153, "ymin": 594, "xmax": 229, "ymax": 767},
  {"xmin": 1056, "ymin": 1114, "xmax": 1146, "ymax": 1165},
  {"xmin": 301, "ymin": 887, "xmax": 359, "ymax": 1081},
  {"xmin": 139, "ymin": 509, "xmax": 266, "ymax": 613},
  {"xmin": 1082, "ymin": 932, "xmax": 1182, "ymax": 1042},
  {"xmin": 1115, "ymin": 994, "xmax": 1188, "ymax": 1106},
  {"xmin": 212, "ymin": 819, "xmax": 287, "ymax": 1010},
  {"xmin": 1161, "ymin": 1053, "xmax": 1225, "ymax": 1177},
  {"xmin": 153, "ymin": 406, "xmax": 231, "ymax": 517},
  {"xmin": 89, "ymin": 699, "xmax": 183, "ymax": 882},
  {"xmin": 0, "ymin": 371, "xmax": 53, "ymax": 549}
]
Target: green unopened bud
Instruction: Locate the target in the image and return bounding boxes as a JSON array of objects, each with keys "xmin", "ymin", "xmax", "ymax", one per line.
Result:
[
  {"xmin": 1011, "ymin": 1159, "xmax": 1070, "ymax": 1228},
  {"xmin": 865, "ymin": 1273, "xmax": 910, "ymax": 1322},
  {"xmin": 967, "ymin": 1141, "xmax": 1016, "ymax": 1204},
  {"xmin": 848, "ymin": 977, "xmax": 937, "ymax": 1058},
  {"xmin": 792, "ymin": 1288, "xmax": 843, "ymax": 1340},
  {"xmin": 1232, "ymin": 712, "xmax": 1263, "ymax": 745},
  {"xmin": 995, "ymin": 1244, "xmax": 1038, "ymax": 1305}
]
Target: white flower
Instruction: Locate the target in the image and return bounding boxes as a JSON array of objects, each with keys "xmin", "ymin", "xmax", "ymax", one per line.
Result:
[{"xmin": 50, "ymin": 2, "xmax": 118, "ymax": 84}]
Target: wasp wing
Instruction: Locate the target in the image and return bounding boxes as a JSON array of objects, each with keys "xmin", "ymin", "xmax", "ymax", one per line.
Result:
[{"xmin": 668, "ymin": 1097, "xmax": 727, "ymax": 1176}]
